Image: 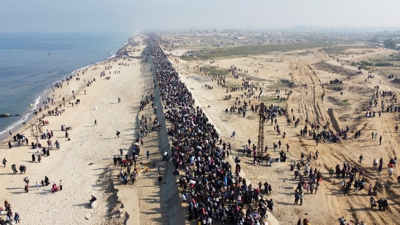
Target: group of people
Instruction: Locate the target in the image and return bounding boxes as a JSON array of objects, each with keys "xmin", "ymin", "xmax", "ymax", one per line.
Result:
[
  {"xmin": 160, "ymin": 41, "xmax": 400, "ymax": 224},
  {"xmin": 113, "ymin": 151, "xmax": 139, "ymax": 185},
  {"xmin": 0, "ymin": 200, "xmax": 20, "ymax": 224},
  {"xmin": 8, "ymin": 132, "xmax": 28, "ymax": 149},
  {"xmin": 151, "ymin": 42, "xmax": 271, "ymax": 225}
]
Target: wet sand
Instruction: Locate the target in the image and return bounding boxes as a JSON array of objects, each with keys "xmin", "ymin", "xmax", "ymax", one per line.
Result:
[{"xmin": 0, "ymin": 36, "xmax": 155, "ymax": 224}]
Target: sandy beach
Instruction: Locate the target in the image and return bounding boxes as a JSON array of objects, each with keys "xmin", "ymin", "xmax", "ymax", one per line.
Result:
[
  {"xmin": 2, "ymin": 32, "xmax": 400, "ymax": 225},
  {"xmin": 0, "ymin": 36, "xmax": 161, "ymax": 224},
  {"xmin": 2, "ymin": 0, "xmax": 400, "ymax": 223}
]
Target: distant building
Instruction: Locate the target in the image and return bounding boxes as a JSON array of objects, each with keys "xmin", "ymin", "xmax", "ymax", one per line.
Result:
[{"xmin": 295, "ymin": 25, "xmax": 307, "ymax": 30}]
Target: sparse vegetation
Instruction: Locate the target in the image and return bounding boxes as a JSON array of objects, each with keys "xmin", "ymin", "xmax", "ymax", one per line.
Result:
[
  {"xmin": 262, "ymin": 96, "xmax": 281, "ymax": 103},
  {"xmin": 321, "ymin": 45, "xmax": 373, "ymax": 54},
  {"xmin": 359, "ymin": 60, "xmax": 373, "ymax": 66},
  {"xmin": 349, "ymin": 60, "xmax": 373, "ymax": 70},
  {"xmin": 389, "ymin": 53, "xmax": 400, "ymax": 61},
  {"xmin": 314, "ymin": 62, "xmax": 358, "ymax": 77},
  {"xmin": 190, "ymin": 42, "xmax": 330, "ymax": 59},
  {"xmin": 374, "ymin": 62, "xmax": 394, "ymax": 67},
  {"xmin": 342, "ymin": 99, "xmax": 350, "ymax": 106},
  {"xmin": 202, "ymin": 66, "xmax": 229, "ymax": 76},
  {"xmin": 391, "ymin": 78, "xmax": 400, "ymax": 84},
  {"xmin": 239, "ymin": 73, "xmax": 267, "ymax": 82},
  {"xmin": 327, "ymin": 96, "xmax": 351, "ymax": 108},
  {"xmin": 384, "ymin": 39, "xmax": 397, "ymax": 49},
  {"xmin": 280, "ymin": 79, "xmax": 295, "ymax": 88}
]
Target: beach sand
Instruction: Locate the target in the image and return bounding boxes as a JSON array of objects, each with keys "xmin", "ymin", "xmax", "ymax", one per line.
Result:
[
  {"xmin": 3, "ymin": 32, "xmax": 400, "ymax": 225},
  {"xmin": 164, "ymin": 42, "xmax": 400, "ymax": 224},
  {"xmin": 0, "ymin": 36, "xmax": 162, "ymax": 225}
]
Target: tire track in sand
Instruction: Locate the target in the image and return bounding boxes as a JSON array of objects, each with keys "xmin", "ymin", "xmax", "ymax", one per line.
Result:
[{"xmin": 288, "ymin": 62, "xmax": 330, "ymax": 127}]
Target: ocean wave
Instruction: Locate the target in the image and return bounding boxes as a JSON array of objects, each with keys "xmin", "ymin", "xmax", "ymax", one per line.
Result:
[
  {"xmin": 0, "ymin": 36, "xmax": 130, "ymax": 137},
  {"xmin": 71, "ymin": 64, "xmax": 91, "ymax": 76},
  {"xmin": 0, "ymin": 112, "xmax": 31, "ymax": 136},
  {"xmin": 0, "ymin": 35, "xmax": 130, "ymax": 140},
  {"xmin": 0, "ymin": 89, "xmax": 48, "ymax": 136},
  {"xmin": 108, "ymin": 54, "xmax": 116, "ymax": 60},
  {"xmin": 31, "ymin": 92, "xmax": 43, "ymax": 111}
]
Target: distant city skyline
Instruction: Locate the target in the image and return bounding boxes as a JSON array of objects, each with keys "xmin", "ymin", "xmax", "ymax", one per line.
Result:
[{"xmin": 1, "ymin": 0, "xmax": 400, "ymax": 33}]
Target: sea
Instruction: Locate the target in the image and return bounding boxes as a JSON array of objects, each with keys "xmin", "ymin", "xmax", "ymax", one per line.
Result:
[{"xmin": 0, "ymin": 32, "xmax": 130, "ymax": 141}]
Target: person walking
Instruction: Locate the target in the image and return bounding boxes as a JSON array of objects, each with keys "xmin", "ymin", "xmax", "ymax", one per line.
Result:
[
  {"xmin": 231, "ymin": 131, "xmax": 236, "ymax": 138},
  {"xmin": 370, "ymin": 196, "xmax": 376, "ymax": 209},
  {"xmin": 373, "ymin": 158, "xmax": 378, "ymax": 169},
  {"xmin": 379, "ymin": 135, "xmax": 382, "ymax": 145},
  {"xmin": 158, "ymin": 176, "xmax": 163, "ymax": 186},
  {"xmin": 130, "ymin": 173, "xmax": 135, "ymax": 184},
  {"xmin": 116, "ymin": 130, "xmax": 120, "ymax": 138},
  {"xmin": 94, "ymin": 119, "xmax": 97, "ymax": 126},
  {"xmin": 294, "ymin": 192, "xmax": 300, "ymax": 205},
  {"xmin": 354, "ymin": 180, "xmax": 360, "ymax": 194},
  {"xmin": 359, "ymin": 154, "xmax": 364, "ymax": 164},
  {"xmin": 2, "ymin": 158, "xmax": 6, "ymax": 167},
  {"xmin": 328, "ymin": 167, "xmax": 334, "ymax": 177},
  {"xmin": 299, "ymin": 191, "xmax": 304, "ymax": 205}
]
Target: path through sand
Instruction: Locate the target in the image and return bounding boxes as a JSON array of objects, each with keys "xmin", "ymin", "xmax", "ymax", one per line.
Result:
[{"xmin": 166, "ymin": 46, "xmax": 400, "ymax": 224}]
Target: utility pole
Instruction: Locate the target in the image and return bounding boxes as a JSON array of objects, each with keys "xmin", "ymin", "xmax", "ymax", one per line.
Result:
[{"xmin": 257, "ymin": 103, "xmax": 266, "ymax": 153}]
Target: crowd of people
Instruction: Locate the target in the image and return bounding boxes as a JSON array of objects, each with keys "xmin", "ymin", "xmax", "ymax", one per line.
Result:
[
  {"xmin": 113, "ymin": 146, "xmax": 139, "ymax": 185},
  {"xmin": 0, "ymin": 200, "xmax": 20, "ymax": 224},
  {"xmin": 151, "ymin": 41, "xmax": 400, "ymax": 224},
  {"xmin": 111, "ymin": 85, "xmax": 157, "ymax": 186},
  {"xmin": 151, "ymin": 42, "xmax": 273, "ymax": 225}
]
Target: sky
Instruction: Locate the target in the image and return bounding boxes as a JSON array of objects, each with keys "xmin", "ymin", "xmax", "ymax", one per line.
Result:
[{"xmin": 1, "ymin": 0, "xmax": 400, "ymax": 33}]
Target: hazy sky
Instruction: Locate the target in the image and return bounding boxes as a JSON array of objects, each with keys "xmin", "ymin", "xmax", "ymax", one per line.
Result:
[{"xmin": 1, "ymin": 0, "xmax": 399, "ymax": 33}]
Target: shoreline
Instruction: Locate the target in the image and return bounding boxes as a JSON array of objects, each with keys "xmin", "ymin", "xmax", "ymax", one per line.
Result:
[
  {"xmin": 0, "ymin": 35, "xmax": 147, "ymax": 224},
  {"xmin": 0, "ymin": 65, "xmax": 100, "ymax": 145},
  {"xmin": 0, "ymin": 38, "xmax": 130, "ymax": 143}
]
